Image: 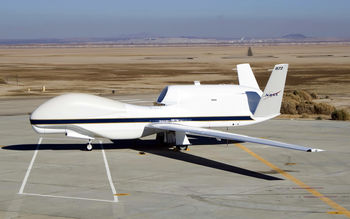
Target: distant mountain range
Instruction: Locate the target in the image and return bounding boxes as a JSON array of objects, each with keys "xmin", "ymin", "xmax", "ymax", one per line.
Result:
[
  {"xmin": 282, "ymin": 34, "xmax": 307, "ymax": 39},
  {"xmin": 0, "ymin": 34, "xmax": 349, "ymax": 45}
]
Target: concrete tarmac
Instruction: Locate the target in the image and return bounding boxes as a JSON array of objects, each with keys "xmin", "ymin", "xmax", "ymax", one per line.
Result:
[{"xmin": 0, "ymin": 95, "xmax": 349, "ymax": 218}]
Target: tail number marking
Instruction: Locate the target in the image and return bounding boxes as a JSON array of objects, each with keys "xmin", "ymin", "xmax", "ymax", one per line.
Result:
[{"xmin": 275, "ymin": 66, "xmax": 283, "ymax": 70}]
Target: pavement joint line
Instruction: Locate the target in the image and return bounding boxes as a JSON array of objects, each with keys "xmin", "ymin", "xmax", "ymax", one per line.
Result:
[
  {"xmin": 100, "ymin": 141, "xmax": 119, "ymax": 202},
  {"xmin": 21, "ymin": 192, "xmax": 116, "ymax": 203},
  {"xmin": 234, "ymin": 143, "xmax": 350, "ymax": 218},
  {"xmin": 18, "ymin": 137, "xmax": 42, "ymax": 194}
]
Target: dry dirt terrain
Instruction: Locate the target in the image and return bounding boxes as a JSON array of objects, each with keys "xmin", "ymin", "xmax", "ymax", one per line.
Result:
[{"xmin": 0, "ymin": 44, "xmax": 350, "ymax": 110}]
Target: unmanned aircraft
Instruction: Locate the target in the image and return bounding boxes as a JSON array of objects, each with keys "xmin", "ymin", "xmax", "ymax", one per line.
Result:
[{"xmin": 30, "ymin": 64, "xmax": 323, "ymax": 152}]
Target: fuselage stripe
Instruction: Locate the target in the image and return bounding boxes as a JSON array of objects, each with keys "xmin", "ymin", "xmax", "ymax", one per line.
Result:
[{"xmin": 30, "ymin": 116, "xmax": 253, "ymax": 125}]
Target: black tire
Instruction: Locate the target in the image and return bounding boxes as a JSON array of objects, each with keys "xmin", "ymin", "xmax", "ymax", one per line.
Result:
[
  {"xmin": 176, "ymin": 145, "xmax": 188, "ymax": 150},
  {"xmin": 86, "ymin": 144, "xmax": 93, "ymax": 151},
  {"xmin": 156, "ymin": 132, "xmax": 166, "ymax": 146}
]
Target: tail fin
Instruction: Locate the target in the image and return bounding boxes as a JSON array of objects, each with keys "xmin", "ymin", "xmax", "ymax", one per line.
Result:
[
  {"xmin": 253, "ymin": 64, "xmax": 288, "ymax": 118},
  {"xmin": 236, "ymin": 63, "xmax": 260, "ymax": 90}
]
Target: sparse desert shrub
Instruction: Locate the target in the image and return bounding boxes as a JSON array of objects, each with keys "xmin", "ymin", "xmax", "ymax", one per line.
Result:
[
  {"xmin": 281, "ymin": 90, "xmax": 337, "ymax": 118},
  {"xmin": 0, "ymin": 77, "xmax": 7, "ymax": 84},
  {"xmin": 331, "ymin": 109, "xmax": 350, "ymax": 121},
  {"xmin": 314, "ymin": 102, "xmax": 335, "ymax": 115},
  {"xmin": 293, "ymin": 90, "xmax": 313, "ymax": 102},
  {"xmin": 301, "ymin": 113, "xmax": 309, "ymax": 118},
  {"xmin": 296, "ymin": 102, "xmax": 314, "ymax": 114},
  {"xmin": 281, "ymin": 97, "xmax": 298, "ymax": 114},
  {"xmin": 310, "ymin": 92, "xmax": 318, "ymax": 99}
]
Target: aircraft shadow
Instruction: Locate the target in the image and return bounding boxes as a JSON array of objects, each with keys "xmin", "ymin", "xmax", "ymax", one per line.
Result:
[{"xmin": 3, "ymin": 136, "xmax": 282, "ymax": 181}]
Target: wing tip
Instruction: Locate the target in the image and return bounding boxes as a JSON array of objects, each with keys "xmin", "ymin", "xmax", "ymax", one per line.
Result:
[{"xmin": 307, "ymin": 148, "xmax": 325, "ymax": 152}]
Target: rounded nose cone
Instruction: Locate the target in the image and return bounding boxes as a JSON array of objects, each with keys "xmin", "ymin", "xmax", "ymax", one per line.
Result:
[{"xmin": 31, "ymin": 93, "xmax": 126, "ymax": 120}]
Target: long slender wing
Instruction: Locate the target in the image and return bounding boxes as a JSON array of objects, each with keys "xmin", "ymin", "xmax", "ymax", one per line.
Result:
[{"xmin": 149, "ymin": 123, "xmax": 323, "ymax": 152}]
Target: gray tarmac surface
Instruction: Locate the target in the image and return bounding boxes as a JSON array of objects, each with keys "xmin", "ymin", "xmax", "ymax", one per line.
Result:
[{"xmin": 0, "ymin": 94, "xmax": 349, "ymax": 219}]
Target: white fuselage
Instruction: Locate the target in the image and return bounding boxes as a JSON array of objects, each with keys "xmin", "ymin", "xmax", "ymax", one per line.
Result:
[
  {"xmin": 29, "ymin": 64, "xmax": 322, "ymax": 154},
  {"xmin": 30, "ymin": 84, "xmax": 267, "ymax": 140}
]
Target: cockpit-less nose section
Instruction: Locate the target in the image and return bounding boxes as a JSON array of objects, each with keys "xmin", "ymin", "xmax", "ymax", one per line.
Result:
[{"xmin": 30, "ymin": 64, "xmax": 323, "ymax": 152}]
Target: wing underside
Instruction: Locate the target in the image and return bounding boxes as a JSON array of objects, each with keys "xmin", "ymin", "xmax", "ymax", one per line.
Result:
[{"xmin": 148, "ymin": 123, "xmax": 323, "ymax": 152}]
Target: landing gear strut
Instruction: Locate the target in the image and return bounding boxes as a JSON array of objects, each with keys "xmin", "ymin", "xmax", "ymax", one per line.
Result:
[{"xmin": 86, "ymin": 139, "xmax": 93, "ymax": 151}]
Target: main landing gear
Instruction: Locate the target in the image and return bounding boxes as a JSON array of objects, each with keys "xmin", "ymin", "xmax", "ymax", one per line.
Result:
[
  {"xmin": 86, "ymin": 139, "xmax": 93, "ymax": 151},
  {"xmin": 156, "ymin": 131, "xmax": 191, "ymax": 151},
  {"xmin": 176, "ymin": 145, "xmax": 188, "ymax": 151}
]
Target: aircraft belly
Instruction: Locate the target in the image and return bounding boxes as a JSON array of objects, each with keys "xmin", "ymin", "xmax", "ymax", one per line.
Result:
[
  {"xmin": 79, "ymin": 123, "xmax": 148, "ymax": 139},
  {"xmin": 32, "ymin": 124, "xmax": 66, "ymax": 134}
]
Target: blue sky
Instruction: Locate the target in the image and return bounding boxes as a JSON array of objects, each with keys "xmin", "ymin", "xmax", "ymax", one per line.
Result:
[{"xmin": 1, "ymin": 0, "xmax": 350, "ymax": 39}]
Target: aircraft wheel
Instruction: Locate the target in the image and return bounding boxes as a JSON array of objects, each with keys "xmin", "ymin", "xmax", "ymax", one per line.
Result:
[
  {"xmin": 86, "ymin": 143, "xmax": 93, "ymax": 151},
  {"xmin": 176, "ymin": 145, "xmax": 188, "ymax": 151},
  {"xmin": 156, "ymin": 132, "xmax": 166, "ymax": 146}
]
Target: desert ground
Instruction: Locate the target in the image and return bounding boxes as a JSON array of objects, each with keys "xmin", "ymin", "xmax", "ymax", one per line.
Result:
[{"xmin": 0, "ymin": 44, "xmax": 350, "ymax": 110}]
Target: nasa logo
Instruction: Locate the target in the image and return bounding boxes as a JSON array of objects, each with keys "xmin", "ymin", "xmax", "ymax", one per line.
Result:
[{"xmin": 264, "ymin": 90, "xmax": 281, "ymax": 98}]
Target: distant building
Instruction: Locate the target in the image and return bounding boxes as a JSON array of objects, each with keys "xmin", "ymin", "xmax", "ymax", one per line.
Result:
[{"xmin": 247, "ymin": 47, "xmax": 253, "ymax": 56}]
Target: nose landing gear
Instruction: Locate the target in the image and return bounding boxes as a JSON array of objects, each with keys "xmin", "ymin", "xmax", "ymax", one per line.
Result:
[{"xmin": 86, "ymin": 139, "xmax": 93, "ymax": 151}]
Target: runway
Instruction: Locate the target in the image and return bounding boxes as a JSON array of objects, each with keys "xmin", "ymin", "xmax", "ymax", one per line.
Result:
[{"xmin": 0, "ymin": 95, "xmax": 349, "ymax": 218}]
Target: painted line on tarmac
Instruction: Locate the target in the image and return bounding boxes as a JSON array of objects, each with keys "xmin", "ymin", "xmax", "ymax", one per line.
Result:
[
  {"xmin": 18, "ymin": 137, "xmax": 42, "ymax": 194},
  {"xmin": 17, "ymin": 138, "xmax": 118, "ymax": 203},
  {"xmin": 234, "ymin": 143, "xmax": 350, "ymax": 218},
  {"xmin": 21, "ymin": 192, "xmax": 116, "ymax": 203},
  {"xmin": 100, "ymin": 141, "xmax": 119, "ymax": 202},
  {"xmin": 115, "ymin": 193, "xmax": 129, "ymax": 196}
]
